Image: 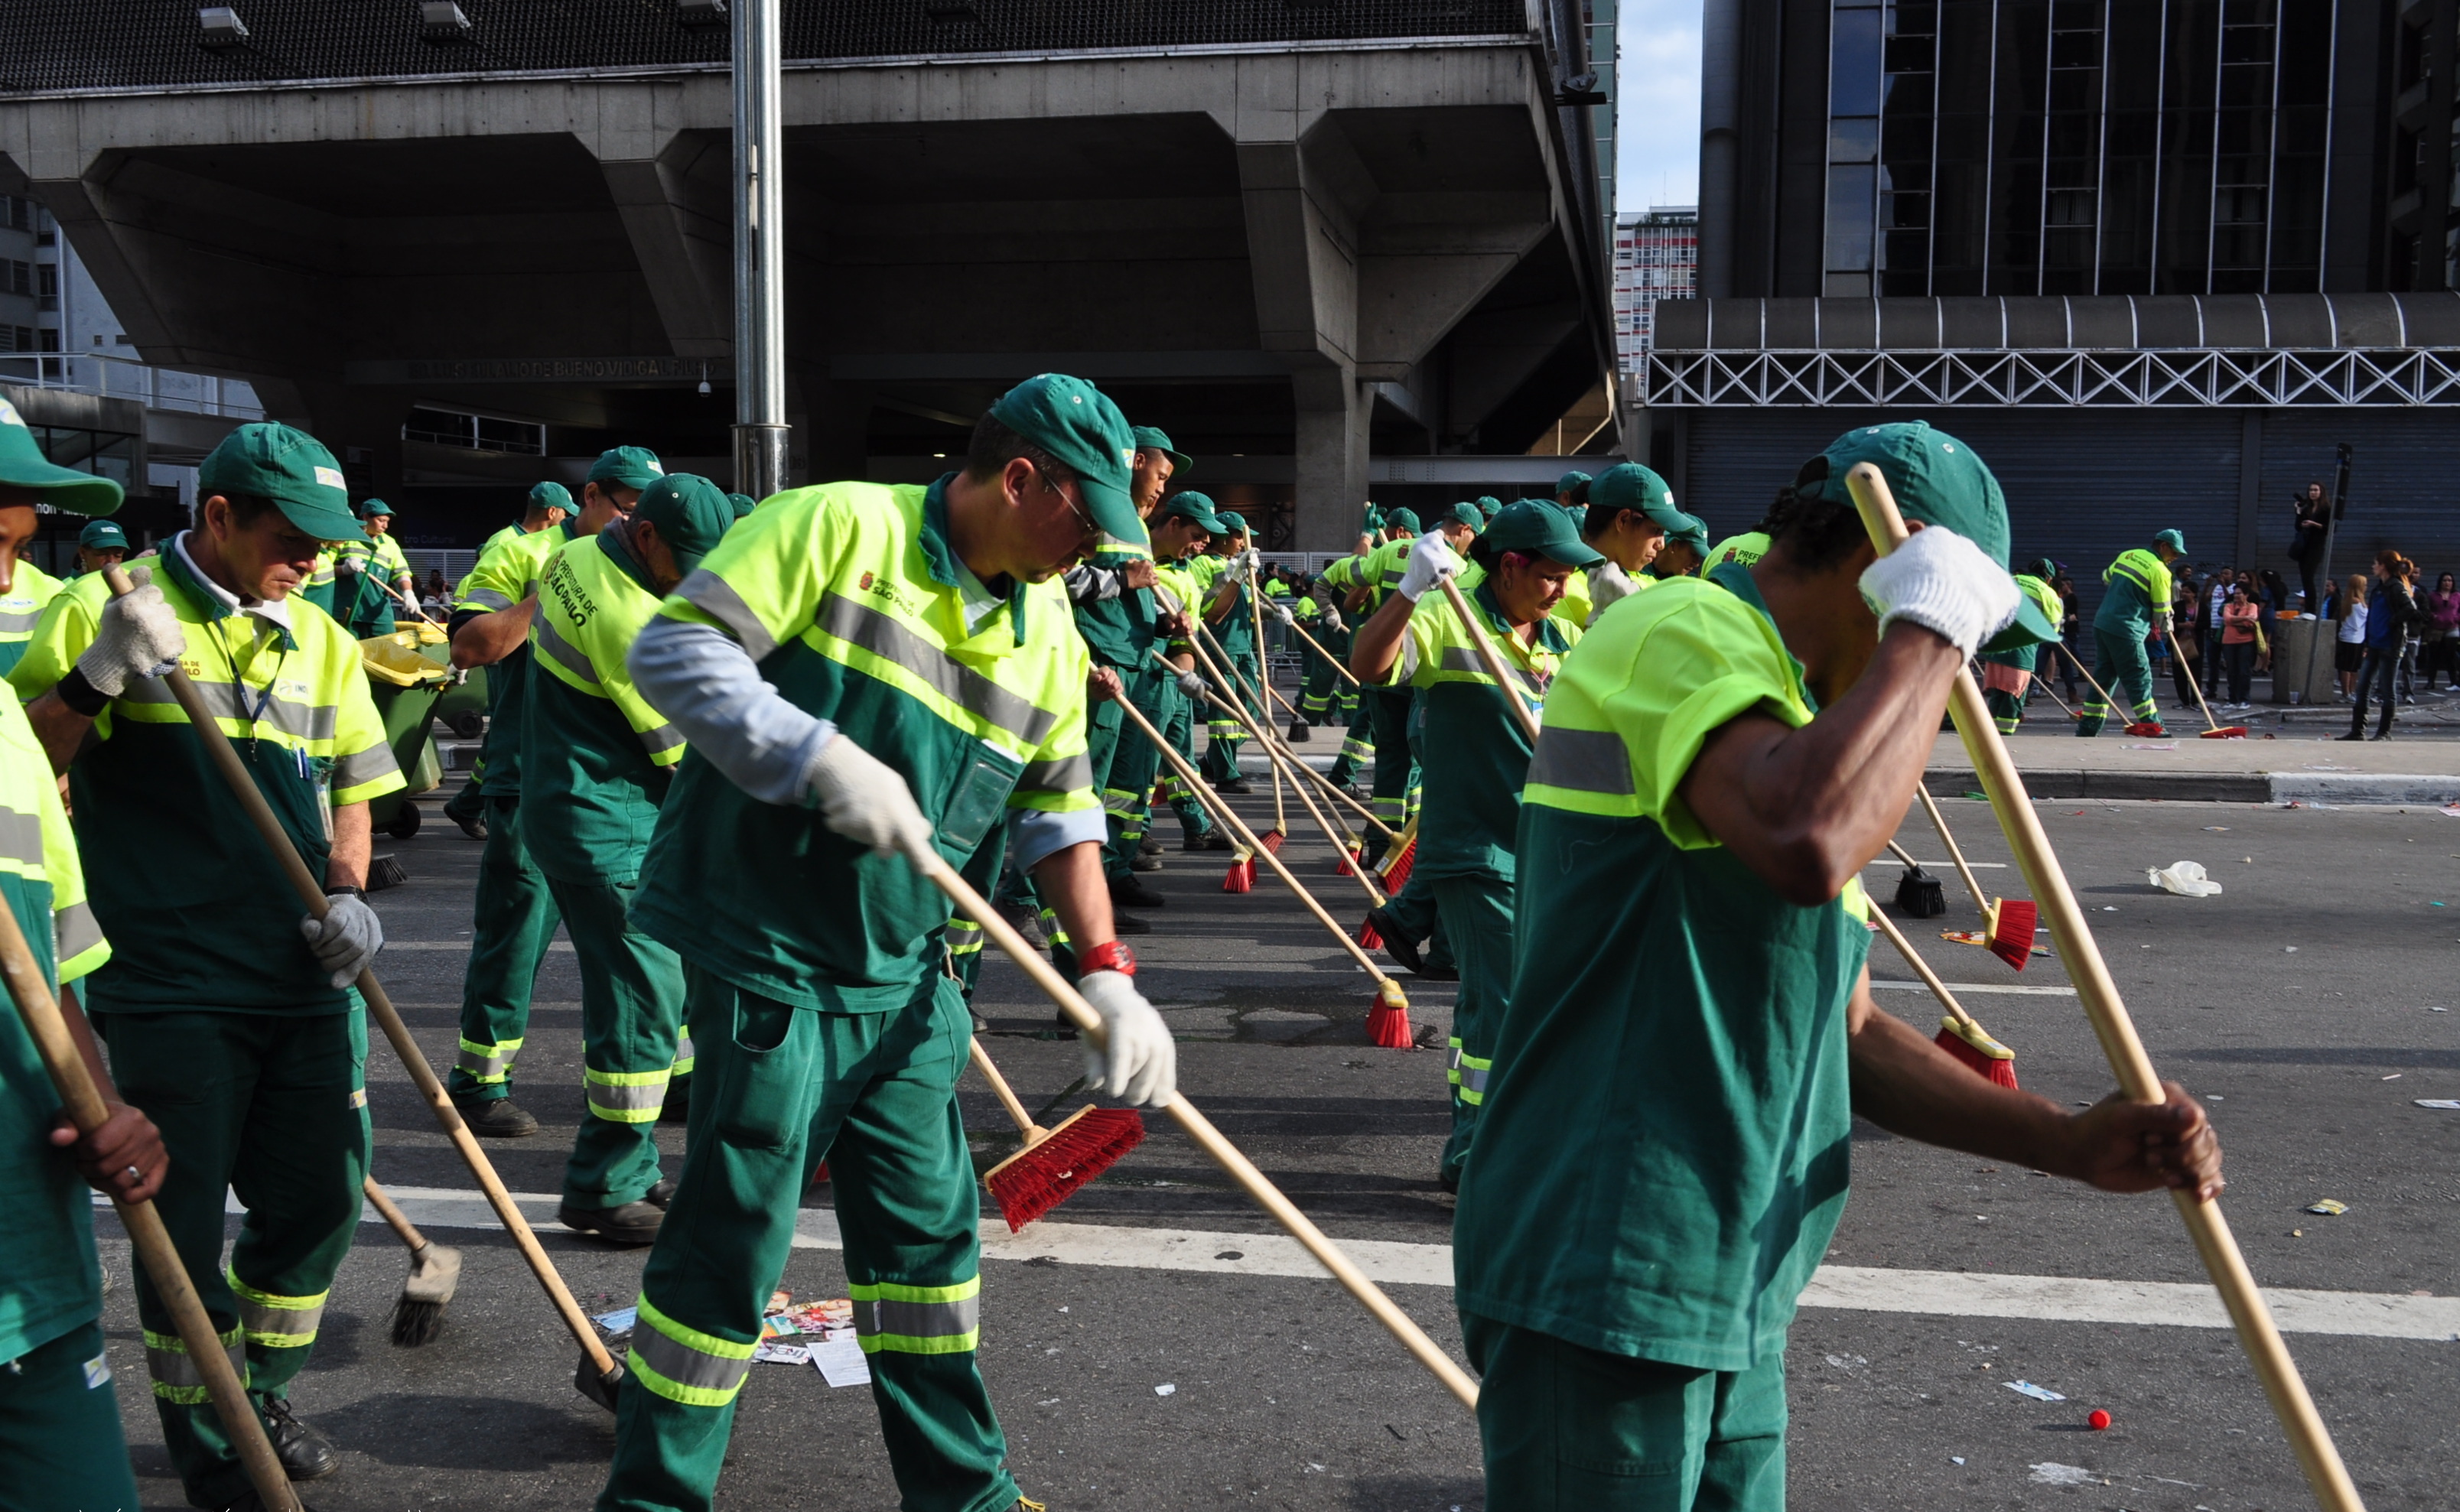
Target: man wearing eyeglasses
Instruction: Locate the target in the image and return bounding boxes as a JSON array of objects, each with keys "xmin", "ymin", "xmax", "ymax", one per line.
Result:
[{"xmin": 596, "ymin": 374, "xmax": 1173, "ymax": 1512}]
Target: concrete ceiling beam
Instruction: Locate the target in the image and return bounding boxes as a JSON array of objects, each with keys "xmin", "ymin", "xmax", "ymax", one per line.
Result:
[{"xmin": 594, "ymin": 128, "xmax": 732, "ymax": 360}]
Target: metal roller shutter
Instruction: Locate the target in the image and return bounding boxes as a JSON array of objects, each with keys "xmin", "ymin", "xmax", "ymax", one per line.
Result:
[
  {"xmin": 1684, "ymin": 408, "xmax": 2245, "ymax": 621},
  {"xmin": 2256, "ymin": 412, "xmax": 2460, "ymax": 585}
]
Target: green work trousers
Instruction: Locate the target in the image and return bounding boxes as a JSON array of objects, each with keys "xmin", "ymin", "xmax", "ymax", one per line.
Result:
[
  {"xmin": 96, "ymin": 1008, "xmax": 367, "ymax": 1510},
  {"xmin": 443, "ymin": 772, "xmax": 486, "ymax": 826},
  {"xmin": 1159, "ymin": 670, "xmax": 1212, "ymax": 841},
  {"xmin": 1432, "ymin": 873, "xmax": 1509, "ymax": 1185},
  {"xmin": 1199, "ymin": 650, "xmax": 1262, "ymax": 785},
  {"xmin": 1326, "ymin": 686, "xmax": 1377, "ymax": 789},
  {"xmin": 1463, "ymin": 1315, "xmax": 1788, "ymax": 1512},
  {"xmin": 1102, "ymin": 666, "xmax": 1170, "ymax": 880},
  {"xmin": 1380, "ymin": 863, "xmax": 1455, "ymax": 973},
  {"xmin": 1365, "ymin": 687, "xmax": 1418, "ymax": 853},
  {"xmin": 448, "ymin": 796, "xmax": 564, "ymax": 1101},
  {"xmin": 2078, "ymin": 626, "xmax": 2159, "ymax": 736},
  {"xmin": 598, "ymin": 969, "xmax": 1016, "ymax": 1512},
  {"xmin": 0, "ymin": 1318, "xmax": 142, "ymax": 1512},
  {"xmin": 549, "ymin": 873, "xmax": 686, "ymax": 1210},
  {"xmin": 1297, "ymin": 623, "xmax": 1352, "ymax": 725},
  {"xmin": 1079, "ymin": 691, "xmax": 1132, "ymax": 883}
]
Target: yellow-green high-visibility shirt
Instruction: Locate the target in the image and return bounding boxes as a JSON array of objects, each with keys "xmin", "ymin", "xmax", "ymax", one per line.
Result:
[
  {"xmin": 522, "ymin": 526, "xmax": 685, "ymax": 884},
  {"xmin": 1454, "ymin": 559, "xmax": 1866, "ymax": 1372},
  {"xmin": 0, "ymin": 681, "xmax": 113, "ymax": 1364},
  {"xmin": 1983, "ymin": 574, "xmax": 2065, "ymax": 669},
  {"xmin": 335, "ymin": 532, "xmax": 412, "ymax": 633},
  {"xmin": 11, "ymin": 538, "xmax": 402, "ymax": 1015},
  {"xmin": 1709, "ymin": 530, "xmax": 1771, "ymax": 571},
  {"xmin": 2094, "ymin": 548, "xmax": 2174, "ymax": 636},
  {"xmin": 1153, "ymin": 558, "xmax": 1203, "ymax": 655},
  {"xmin": 1186, "ymin": 553, "xmax": 1254, "ymax": 659},
  {"xmin": 0, "ymin": 558, "xmax": 63, "ymax": 678},
  {"xmin": 301, "ymin": 544, "xmax": 342, "ymax": 617},
  {"xmin": 633, "ymin": 476, "xmax": 1098, "ymax": 1013},
  {"xmin": 453, "ymin": 522, "xmax": 575, "ymax": 798},
  {"xmin": 1372, "ymin": 579, "xmax": 1577, "ymax": 882}
]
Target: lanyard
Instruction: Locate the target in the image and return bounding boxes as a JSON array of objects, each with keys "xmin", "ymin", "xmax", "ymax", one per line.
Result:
[{"xmin": 210, "ymin": 616, "xmax": 299, "ymax": 775}]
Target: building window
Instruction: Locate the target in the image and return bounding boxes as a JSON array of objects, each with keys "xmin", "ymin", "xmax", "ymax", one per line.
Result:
[
  {"xmin": 1825, "ymin": 2, "xmax": 1886, "ymax": 294},
  {"xmin": 34, "ymin": 265, "xmax": 56, "ymax": 312},
  {"xmin": 402, "ymin": 405, "xmax": 546, "ymax": 456},
  {"xmin": 5, "ymin": 262, "xmax": 28, "ymax": 298}
]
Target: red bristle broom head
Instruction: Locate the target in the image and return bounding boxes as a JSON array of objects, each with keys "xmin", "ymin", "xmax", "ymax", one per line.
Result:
[
  {"xmin": 1934, "ymin": 1016, "xmax": 2019, "ymax": 1088},
  {"xmin": 983, "ymin": 1107, "xmax": 1147, "ymax": 1231},
  {"xmin": 1261, "ymin": 828, "xmax": 1286, "ymax": 854},
  {"xmin": 1365, "ymin": 977, "xmax": 1414, "ymax": 1049},
  {"xmin": 1378, "ymin": 837, "xmax": 1418, "ymax": 893},
  {"xmin": 1221, "ymin": 848, "xmax": 1254, "ymax": 893},
  {"xmin": 2123, "ymin": 720, "xmax": 2166, "ymax": 738},
  {"xmin": 2200, "ymin": 724, "xmax": 2247, "ymax": 740},
  {"xmin": 1357, "ymin": 914, "xmax": 1385, "ymax": 950},
  {"xmin": 1336, "ymin": 844, "xmax": 1360, "ymax": 876},
  {"xmin": 1987, "ymin": 899, "xmax": 2039, "ymax": 971}
]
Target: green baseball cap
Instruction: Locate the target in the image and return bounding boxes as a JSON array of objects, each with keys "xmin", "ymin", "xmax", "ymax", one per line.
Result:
[
  {"xmin": 200, "ymin": 422, "xmax": 360, "ymax": 540},
  {"xmin": 0, "ymin": 397, "xmax": 122, "ymax": 516},
  {"xmin": 1213, "ymin": 509, "xmax": 1249, "ymax": 538},
  {"xmin": 1476, "ymin": 496, "xmax": 1503, "ymax": 519},
  {"xmin": 988, "ymin": 374, "xmax": 1141, "ymax": 544},
  {"xmin": 1131, "ymin": 425, "xmax": 1193, "ymax": 478},
  {"xmin": 527, "ymin": 481, "xmax": 573, "ymax": 514},
  {"xmin": 1469, "ymin": 499, "xmax": 1605, "ymax": 571},
  {"xmin": 79, "ymin": 519, "xmax": 129, "ymax": 551},
  {"xmin": 1385, "ymin": 508, "xmax": 1420, "ymax": 535},
  {"xmin": 635, "ymin": 473, "xmax": 736, "ymax": 574},
  {"xmin": 1589, "ymin": 463, "xmax": 1703, "ymax": 537},
  {"xmin": 1811, "ymin": 421, "xmax": 2055, "ymax": 652},
  {"xmin": 1668, "ymin": 522, "xmax": 1710, "ymax": 554},
  {"xmin": 2153, "ymin": 528, "xmax": 2185, "ymax": 554},
  {"xmin": 356, "ymin": 497, "xmax": 394, "ymax": 521},
  {"xmin": 1443, "ymin": 502, "xmax": 1483, "ymax": 531},
  {"xmin": 1158, "ymin": 490, "xmax": 1227, "ymax": 534},
  {"xmin": 1556, "ymin": 470, "xmax": 1593, "ymax": 499},
  {"xmin": 2025, "ymin": 558, "xmax": 2058, "ymax": 580},
  {"xmin": 587, "ymin": 446, "xmax": 665, "ymax": 491},
  {"xmin": 727, "ymin": 492, "xmax": 757, "ymax": 520}
]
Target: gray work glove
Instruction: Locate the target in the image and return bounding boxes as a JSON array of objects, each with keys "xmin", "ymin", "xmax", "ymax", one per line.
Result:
[
  {"xmin": 1076, "ymin": 970, "xmax": 1176, "ymax": 1107},
  {"xmin": 804, "ymin": 734, "xmax": 939, "ymax": 867},
  {"xmin": 301, "ymin": 893, "xmax": 383, "ymax": 988},
  {"xmin": 76, "ymin": 564, "xmax": 186, "ymax": 697},
  {"xmin": 1176, "ymin": 671, "xmax": 1209, "ymax": 701}
]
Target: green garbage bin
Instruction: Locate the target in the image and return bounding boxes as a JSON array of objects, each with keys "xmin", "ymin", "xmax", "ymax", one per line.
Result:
[{"xmin": 361, "ymin": 631, "xmax": 453, "ymax": 840}]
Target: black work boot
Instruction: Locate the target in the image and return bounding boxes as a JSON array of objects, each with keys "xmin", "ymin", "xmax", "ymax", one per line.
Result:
[
  {"xmin": 559, "ymin": 1200, "xmax": 664, "ymax": 1245},
  {"xmin": 645, "ymin": 1177, "xmax": 678, "ymax": 1209},
  {"xmin": 451, "ymin": 1095, "xmax": 539, "ymax": 1138},
  {"xmin": 259, "ymin": 1395, "xmax": 341, "ymax": 1481},
  {"xmin": 1109, "ymin": 874, "xmax": 1167, "ymax": 910},
  {"xmin": 1363, "ymin": 908, "xmax": 1427, "ymax": 977}
]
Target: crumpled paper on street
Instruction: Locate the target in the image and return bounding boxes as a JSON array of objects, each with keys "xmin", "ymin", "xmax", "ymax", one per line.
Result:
[{"xmin": 2147, "ymin": 860, "xmax": 2223, "ymax": 897}]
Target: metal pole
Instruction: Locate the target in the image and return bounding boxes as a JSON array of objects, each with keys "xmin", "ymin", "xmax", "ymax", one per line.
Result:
[
  {"xmin": 732, "ymin": 0, "xmax": 789, "ymax": 500},
  {"xmin": 2295, "ymin": 444, "xmax": 2353, "ymax": 704}
]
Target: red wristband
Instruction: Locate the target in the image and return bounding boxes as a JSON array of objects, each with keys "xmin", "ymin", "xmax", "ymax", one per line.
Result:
[{"xmin": 1078, "ymin": 941, "xmax": 1137, "ymax": 977}]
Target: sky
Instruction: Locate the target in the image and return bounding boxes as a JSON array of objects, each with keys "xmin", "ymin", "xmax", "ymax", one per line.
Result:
[{"xmin": 1615, "ymin": 0, "xmax": 1703, "ymax": 213}]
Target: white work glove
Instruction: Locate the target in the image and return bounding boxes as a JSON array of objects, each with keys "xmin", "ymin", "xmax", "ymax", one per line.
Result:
[
  {"xmin": 1270, "ymin": 603, "xmax": 1295, "ymax": 627},
  {"xmin": 334, "ymin": 554, "xmax": 360, "ymax": 577},
  {"xmin": 301, "ymin": 893, "xmax": 382, "ymax": 989},
  {"xmin": 1176, "ymin": 671, "xmax": 1209, "ymax": 700},
  {"xmin": 1222, "ymin": 554, "xmax": 1253, "ymax": 586},
  {"xmin": 76, "ymin": 564, "xmax": 185, "ymax": 697},
  {"xmin": 1395, "ymin": 532, "xmax": 1459, "ymax": 603},
  {"xmin": 1856, "ymin": 525, "xmax": 2022, "ymax": 658},
  {"xmin": 803, "ymin": 733, "xmax": 939, "ymax": 867},
  {"xmin": 1076, "ymin": 969, "xmax": 1176, "ymax": 1107}
]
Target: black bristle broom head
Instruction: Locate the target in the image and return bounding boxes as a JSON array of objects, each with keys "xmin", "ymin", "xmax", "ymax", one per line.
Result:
[{"xmin": 1895, "ymin": 867, "xmax": 1946, "ymax": 919}]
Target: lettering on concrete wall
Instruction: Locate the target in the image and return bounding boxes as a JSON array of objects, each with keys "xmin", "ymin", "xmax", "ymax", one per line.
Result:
[{"xmin": 346, "ymin": 356, "xmax": 711, "ymax": 385}]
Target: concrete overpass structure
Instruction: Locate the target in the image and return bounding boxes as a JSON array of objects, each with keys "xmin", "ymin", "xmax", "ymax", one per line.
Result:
[{"xmin": 0, "ymin": 1, "xmax": 1620, "ymax": 548}]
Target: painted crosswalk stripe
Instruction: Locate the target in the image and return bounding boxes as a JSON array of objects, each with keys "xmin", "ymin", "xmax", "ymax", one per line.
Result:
[{"xmin": 286, "ymin": 1187, "xmax": 2460, "ymax": 1341}]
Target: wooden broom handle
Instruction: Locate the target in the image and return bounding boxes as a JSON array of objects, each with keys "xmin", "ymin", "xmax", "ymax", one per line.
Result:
[
  {"xmin": 1247, "ymin": 581, "xmax": 1288, "ymax": 835},
  {"xmin": 1180, "ymin": 679, "xmax": 1385, "ymax": 909},
  {"xmin": 362, "ymin": 1175, "xmax": 431, "ymax": 1253},
  {"xmin": 1283, "ymin": 613, "xmax": 1364, "ymax": 687},
  {"xmin": 0, "ymin": 934, "xmax": 303, "ymax": 1509},
  {"xmin": 2056, "ymin": 639, "xmax": 2123, "ymax": 713},
  {"xmin": 916, "ymin": 853, "xmax": 1479, "ymax": 1409},
  {"xmin": 966, "ymin": 1037, "xmax": 1046, "ymax": 1141},
  {"xmin": 1863, "ymin": 906, "xmax": 1982, "ymax": 1035},
  {"xmin": 1841, "ymin": 466, "xmax": 2364, "ymax": 1512},
  {"xmin": 1115, "ymin": 696, "xmax": 1397, "ymax": 985},
  {"xmin": 99, "ymin": 566, "xmax": 619, "ymax": 1383},
  {"xmin": 1913, "ymin": 786, "xmax": 1994, "ymax": 915},
  {"xmin": 1434, "ymin": 574, "xmax": 1544, "ymax": 746}
]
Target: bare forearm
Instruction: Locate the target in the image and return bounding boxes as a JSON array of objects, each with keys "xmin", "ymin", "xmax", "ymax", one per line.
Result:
[
  {"xmin": 1347, "ymin": 590, "xmax": 1415, "ymax": 683},
  {"xmin": 1847, "ymin": 984, "xmax": 2073, "ymax": 1170},
  {"xmin": 325, "ymin": 802, "xmax": 370, "ymax": 891},
  {"xmin": 449, "ymin": 598, "xmax": 538, "ymax": 669},
  {"xmin": 1033, "ymin": 841, "xmax": 1114, "ymax": 954},
  {"xmin": 28, "ymin": 691, "xmax": 96, "ymax": 772}
]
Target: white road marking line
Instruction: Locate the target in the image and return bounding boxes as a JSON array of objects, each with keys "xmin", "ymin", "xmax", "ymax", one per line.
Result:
[
  {"xmin": 1869, "ymin": 979, "xmax": 2078, "ymax": 997},
  {"xmin": 311, "ymin": 1188, "xmax": 2460, "ymax": 1340},
  {"xmin": 1863, "ymin": 860, "xmax": 2008, "ymax": 868},
  {"xmin": 386, "ymin": 941, "xmax": 574, "ymax": 951}
]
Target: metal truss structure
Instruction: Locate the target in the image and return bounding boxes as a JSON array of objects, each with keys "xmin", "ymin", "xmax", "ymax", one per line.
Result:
[{"xmin": 1643, "ymin": 346, "xmax": 2460, "ymax": 408}]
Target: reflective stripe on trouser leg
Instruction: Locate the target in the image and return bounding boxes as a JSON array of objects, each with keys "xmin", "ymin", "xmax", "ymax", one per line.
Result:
[
  {"xmin": 1983, "ymin": 686, "xmax": 2022, "ymax": 734},
  {"xmin": 1105, "ymin": 669, "xmax": 1168, "ymax": 879},
  {"xmin": 1365, "ymin": 687, "xmax": 1415, "ymax": 860},
  {"xmin": 851, "ymin": 1278, "xmax": 981, "ymax": 1355},
  {"xmin": 672, "ymin": 1029, "xmax": 696, "ymax": 1078},
  {"xmin": 225, "ymin": 1268, "xmax": 328, "ymax": 1349},
  {"xmin": 1433, "ymin": 873, "xmax": 1514, "ymax": 1186},
  {"xmin": 552, "ymin": 872, "xmax": 685, "ymax": 1210},
  {"xmin": 603, "ymin": 969, "xmax": 1017, "ymax": 1512},
  {"xmin": 456, "ymin": 1034, "xmax": 522, "ymax": 1084},
  {"xmin": 144, "ymin": 1325, "xmax": 248, "ymax": 1405},
  {"xmin": 448, "ymin": 797, "xmax": 563, "ymax": 1100}
]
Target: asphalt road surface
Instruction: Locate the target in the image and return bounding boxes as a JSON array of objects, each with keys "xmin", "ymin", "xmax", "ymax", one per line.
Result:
[{"xmin": 90, "ymin": 756, "xmax": 2460, "ymax": 1510}]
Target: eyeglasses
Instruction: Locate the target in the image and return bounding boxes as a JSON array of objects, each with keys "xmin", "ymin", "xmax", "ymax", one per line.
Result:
[{"xmin": 1040, "ymin": 470, "xmax": 1098, "ymax": 540}]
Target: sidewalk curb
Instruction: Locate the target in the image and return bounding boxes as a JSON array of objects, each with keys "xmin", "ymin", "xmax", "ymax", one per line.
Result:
[{"xmin": 1925, "ymin": 769, "xmax": 2460, "ymax": 805}]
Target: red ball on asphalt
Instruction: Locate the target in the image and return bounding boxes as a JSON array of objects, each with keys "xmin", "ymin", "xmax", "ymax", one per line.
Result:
[{"xmin": 2087, "ymin": 1410, "xmax": 2111, "ymax": 1431}]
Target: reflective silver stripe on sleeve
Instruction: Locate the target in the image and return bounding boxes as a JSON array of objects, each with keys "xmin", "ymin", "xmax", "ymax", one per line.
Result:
[
  {"xmin": 815, "ymin": 592, "xmax": 1061, "ymax": 747},
  {"xmin": 674, "ymin": 569, "xmax": 776, "ymax": 662},
  {"xmin": 636, "ymin": 720, "xmax": 684, "ymax": 756},
  {"xmin": 54, "ymin": 900, "xmax": 102, "ymax": 964},
  {"xmin": 851, "ymin": 1294, "xmax": 981, "ymax": 1342},
  {"xmin": 460, "ymin": 588, "xmax": 514, "ymax": 611},
  {"xmin": 1436, "ymin": 645, "xmax": 1541, "ymax": 699},
  {"xmin": 0, "ymin": 808, "xmax": 42, "ymax": 867},
  {"xmin": 1018, "ymin": 753, "xmax": 1092, "ymax": 795},
  {"xmin": 331, "ymin": 741, "xmax": 402, "ymax": 795},
  {"xmin": 532, "ymin": 614, "xmax": 600, "ymax": 688},
  {"xmin": 1525, "ymin": 726, "xmax": 1635, "ymax": 796},
  {"xmin": 631, "ymin": 1326, "xmax": 754, "ymax": 1394}
]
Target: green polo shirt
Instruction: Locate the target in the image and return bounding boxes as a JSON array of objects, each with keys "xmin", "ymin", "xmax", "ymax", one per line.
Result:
[
  {"xmin": 1454, "ymin": 561, "xmax": 1864, "ymax": 1372},
  {"xmin": 1073, "ymin": 531, "xmax": 1158, "ymax": 671},
  {"xmin": 2094, "ymin": 548, "xmax": 2175, "ymax": 637},
  {"xmin": 1373, "ymin": 581, "xmax": 1574, "ymax": 882}
]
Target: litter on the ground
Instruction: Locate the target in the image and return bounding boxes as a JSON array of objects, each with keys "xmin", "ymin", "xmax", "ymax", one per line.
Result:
[
  {"xmin": 2431, "ymin": 1006, "xmax": 2449, "ymax": 1013},
  {"xmin": 2414, "ymin": 1099, "xmax": 2460, "ymax": 1110},
  {"xmin": 2029, "ymin": 1462, "xmax": 2103, "ymax": 1485},
  {"xmin": 1962, "ymin": 791, "xmax": 1987, "ymax": 801},
  {"xmin": 809, "ymin": 1332, "xmax": 870, "ymax": 1387},
  {"xmin": 1154, "ymin": 1383, "xmax": 1178, "ymax": 1397},
  {"xmin": 2201, "ymin": 826, "xmax": 2231, "ymax": 832},
  {"xmin": 752, "ymin": 1340, "xmax": 811, "ymax": 1364},
  {"xmin": 2101, "ymin": 906, "xmax": 2119, "ymax": 912},
  {"xmin": 2384, "ymin": 1073, "xmax": 2403, "ymax": 1080},
  {"xmin": 592, "ymin": 1306, "xmax": 637, "ymax": 1333},
  {"xmin": 2123, "ymin": 742, "xmax": 2178, "ymax": 749},
  {"xmin": 2441, "ymin": 805, "xmax": 2460, "ymax": 818},
  {"xmin": 2003, "ymin": 1380, "xmax": 2066, "ymax": 1402},
  {"xmin": 2087, "ymin": 1409, "xmax": 2111, "ymax": 1430},
  {"xmin": 1950, "ymin": 1456, "xmax": 1966, "ymax": 1465},
  {"xmin": 2148, "ymin": 860, "xmax": 2223, "ymax": 897},
  {"xmin": 2304, "ymin": 1199, "xmax": 2348, "ymax": 1215}
]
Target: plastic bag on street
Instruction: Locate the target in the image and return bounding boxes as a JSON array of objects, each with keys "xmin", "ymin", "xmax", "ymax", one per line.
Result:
[{"xmin": 2147, "ymin": 860, "xmax": 2223, "ymax": 897}]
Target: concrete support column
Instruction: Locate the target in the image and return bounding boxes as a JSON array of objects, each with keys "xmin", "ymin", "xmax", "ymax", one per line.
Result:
[
  {"xmin": 1291, "ymin": 368, "xmax": 1368, "ymax": 551},
  {"xmin": 596, "ymin": 132, "xmax": 732, "ymax": 360},
  {"xmin": 1237, "ymin": 124, "xmax": 1365, "ymax": 552}
]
